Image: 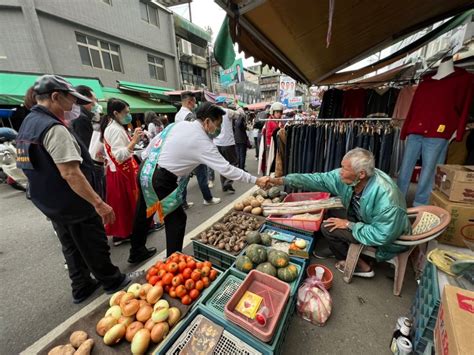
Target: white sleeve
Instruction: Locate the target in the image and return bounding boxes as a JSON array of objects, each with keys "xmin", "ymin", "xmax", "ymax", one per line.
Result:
[
  {"xmin": 196, "ymin": 138, "xmax": 256, "ymax": 184},
  {"xmin": 104, "ymin": 124, "xmax": 132, "ymax": 163},
  {"xmin": 148, "ymin": 122, "xmax": 157, "ymax": 137}
]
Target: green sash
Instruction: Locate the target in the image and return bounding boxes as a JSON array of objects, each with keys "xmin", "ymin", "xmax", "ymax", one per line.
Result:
[{"xmin": 140, "ymin": 123, "xmax": 189, "ymax": 222}]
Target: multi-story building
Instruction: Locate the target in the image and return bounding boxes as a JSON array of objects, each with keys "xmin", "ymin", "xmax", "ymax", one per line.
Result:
[{"xmin": 0, "ymin": 0, "xmax": 180, "ymax": 88}]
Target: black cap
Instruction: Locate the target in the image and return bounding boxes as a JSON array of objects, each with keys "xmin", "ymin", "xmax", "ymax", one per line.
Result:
[{"xmin": 34, "ymin": 75, "xmax": 92, "ymax": 105}]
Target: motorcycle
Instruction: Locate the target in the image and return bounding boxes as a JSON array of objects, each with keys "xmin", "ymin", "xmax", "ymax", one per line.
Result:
[{"xmin": 0, "ymin": 127, "xmax": 28, "ymax": 191}]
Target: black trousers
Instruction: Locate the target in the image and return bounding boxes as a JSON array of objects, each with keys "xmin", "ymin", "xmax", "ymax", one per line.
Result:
[
  {"xmin": 52, "ymin": 215, "xmax": 124, "ymax": 299},
  {"xmin": 235, "ymin": 143, "xmax": 247, "ymax": 170},
  {"xmin": 320, "ymin": 209, "xmax": 359, "ymax": 260},
  {"xmin": 133, "ymin": 167, "xmax": 187, "ymax": 257},
  {"xmin": 217, "ymin": 145, "xmax": 238, "ymax": 189}
]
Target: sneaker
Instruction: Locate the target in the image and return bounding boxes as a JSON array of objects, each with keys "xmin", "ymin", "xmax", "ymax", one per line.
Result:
[
  {"xmin": 72, "ymin": 280, "xmax": 101, "ymax": 304},
  {"xmin": 128, "ymin": 247, "xmax": 157, "ymax": 264},
  {"xmin": 353, "ymin": 269, "xmax": 375, "ymax": 278},
  {"xmin": 208, "ymin": 181, "xmax": 214, "ymax": 189},
  {"xmin": 203, "ymin": 197, "xmax": 221, "ymax": 206},
  {"xmin": 183, "ymin": 202, "xmax": 194, "ymax": 210},
  {"xmin": 152, "ymin": 223, "xmax": 165, "ymax": 232},
  {"xmin": 104, "ymin": 274, "xmax": 131, "ymax": 294},
  {"xmin": 113, "ymin": 236, "xmax": 131, "ymax": 246},
  {"xmin": 224, "ymin": 186, "xmax": 235, "ymax": 194},
  {"xmin": 64, "ymin": 262, "xmax": 68, "ymax": 270},
  {"xmin": 312, "ymin": 248, "xmax": 335, "ymax": 259}
]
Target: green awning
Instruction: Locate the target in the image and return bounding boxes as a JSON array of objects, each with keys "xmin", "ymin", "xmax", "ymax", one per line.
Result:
[
  {"xmin": 173, "ymin": 14, "xmax": 212, "ymax": 43},
  {"xmin": 0, "ymin": 95, "xmax": 24, "ymax": 105},
  {"xmin": 101, "ymin": 87, "xmax": 177, "ymax": 114},
  {"xmin": 117, "ymin": 80, "xmax": 173, "ymax": 100},
  {"xmin": 0, "ymin": 72, "xmax": 105, "ymax": 99}
]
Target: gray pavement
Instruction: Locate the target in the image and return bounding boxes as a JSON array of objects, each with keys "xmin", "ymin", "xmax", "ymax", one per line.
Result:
[{"xmin": 0, "ymin": 149, "xmax": 417, "ymax": 354}]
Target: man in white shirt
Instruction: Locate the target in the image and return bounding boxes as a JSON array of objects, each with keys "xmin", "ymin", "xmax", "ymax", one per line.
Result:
[
  {"xmin": 174, "ymin": 91, "xmax": 196, "ymax": 123},
  {"xmin": 214, "ymin": 96, "xmax": 241, "ymax": 193}
]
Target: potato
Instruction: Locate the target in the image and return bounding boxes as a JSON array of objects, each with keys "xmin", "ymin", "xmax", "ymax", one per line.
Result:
[
  {"xmin": 62, "ymin": 344, "xmax": 75, "ymax": 355},
  {"xmin": 69, "ymin": 330, "xmax": 88, "ymax": 348},
  {"xmin": 242, "ymin": 198, "xmax": 252, "ymax": 206},
  {"xmin": 251, "ymin": 207, "xmax": 262, "ymax": 215},
  {"xmin": 263, "ymin": 199, "xmax": 272, "ymax": 205},
  {"xmin": 74, "ymin": 339, "xmax": 94, "ymax": 355},
  {"xmin": 250, "ymin": 199, "xmax": 261, "ymax": 208},
  {"xmin": 243, "ymin": 206, "xmax": 253, "ymax": 213},
  {"xmin": 234, "ymin": 202, "xmax": 244, "ymax": 211},
  {"xmin": 48, "ymin": 345, "xmax": 65, "ymax": 355}
]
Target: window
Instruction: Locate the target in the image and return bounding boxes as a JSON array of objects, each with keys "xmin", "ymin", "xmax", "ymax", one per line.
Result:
[
  {"xmin": 101, "ymin": 0, "xmax": 112, "ymax": 4},
  {"xmin": 148, "ymin": 54, "xmax": 166, "ymax": 81},
  {"xmin": 76, "ymin": 33, "xmax": 122, "ymax": 72},
  {"xmin": 140, "ymin": 1, "xmax": 159, "ymax": 27}
]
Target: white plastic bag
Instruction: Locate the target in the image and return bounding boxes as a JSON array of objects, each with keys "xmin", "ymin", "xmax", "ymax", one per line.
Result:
[{"xmin": 296, "ymin": 276, "xmax": 332, "ymax": 326}]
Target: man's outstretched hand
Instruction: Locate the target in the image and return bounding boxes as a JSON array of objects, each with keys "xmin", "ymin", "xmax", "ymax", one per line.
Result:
[{"xmin": 256, "ymin": 176, "xmax": 270, "ymax": 188}]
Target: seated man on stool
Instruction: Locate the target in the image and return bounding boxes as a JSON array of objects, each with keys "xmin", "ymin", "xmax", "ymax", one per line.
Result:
[{"xmin": 268, "ymin": 148, "xmax": 410, "ymax": 278}]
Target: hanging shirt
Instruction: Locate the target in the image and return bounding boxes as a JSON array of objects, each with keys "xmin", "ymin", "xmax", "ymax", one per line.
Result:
[
  {"xmin": 103, "ymin": 119, "xmax": 132, "ymax": 172},
  {"xmin": 143, "ymin": 121, "xmax": 256, "ymax": 183},
  {"xmin": 174, "ymin": 107, "xmax": 195, "ymax": 123},
  {"xmin": 213, "ymin": 108, "xmax": 240, "ymax": 147},
  {"xmin": 341, "ymin": 88, "xmax": 367, "ymax": 118},
  {"xmin": 365, "ymin": 87, "xmax": 400, "ymax": 118},
  {"xmin": 318, "ymin": 88, "xmax": 344, "ymax": 118},
  {"xmin": 401, "ymin": 68, "xmax": 474, "ymax": 142},
  {"xmin": 392, "ymin": 85, "xmax": 417, "ymax": 120}
]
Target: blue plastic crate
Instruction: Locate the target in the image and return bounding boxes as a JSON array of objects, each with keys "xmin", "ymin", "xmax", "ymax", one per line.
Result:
[
  {"xmin": 155, "ymin": 305, "xmax": 271, "ymax": 355},
  {"xmin": 259, "ymin": 224, "xmax": 315, "ymax": 266},
  {"xmin": 230, "ymin": 255, "xmax": 306, "ymax": 297}
]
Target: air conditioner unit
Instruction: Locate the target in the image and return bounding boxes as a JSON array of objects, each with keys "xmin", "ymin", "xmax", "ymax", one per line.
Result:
[{"xmin": 180, "ymin": 39, "xmax": 193, "ymax": 57}]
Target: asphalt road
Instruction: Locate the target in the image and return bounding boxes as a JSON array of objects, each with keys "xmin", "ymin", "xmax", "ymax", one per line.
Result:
[{"xmin": 1, "ymin": 149, "xmax": 417, "ymax": 354}]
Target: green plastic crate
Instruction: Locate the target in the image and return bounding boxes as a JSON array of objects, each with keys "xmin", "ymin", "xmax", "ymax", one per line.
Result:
[{"xmin": 192, "ymin": 240, "xmax": 237, "ymax": 270}]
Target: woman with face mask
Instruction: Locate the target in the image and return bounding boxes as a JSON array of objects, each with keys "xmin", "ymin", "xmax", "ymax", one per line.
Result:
[
  {"xmin": 100, "ymin": 99, "xmax": 156, "ymax": 262},
  {"xmin": 135, "ymin": 102, "xmax": 268, "ymax": 256}
]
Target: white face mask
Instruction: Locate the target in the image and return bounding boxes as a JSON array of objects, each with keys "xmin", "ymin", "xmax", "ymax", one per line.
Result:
[
  {"xmin": 91, "ymin": 103, "xmax": 103, "ymax": 123},
  {"xmin": 64, "ymin": 103, "xmax": 81, "ymax": 122}
]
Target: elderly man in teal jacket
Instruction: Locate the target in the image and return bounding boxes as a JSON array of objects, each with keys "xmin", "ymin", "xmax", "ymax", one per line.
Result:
[{"xmin": 269, "ymin": 148, "xmax": 411, "ymax": 278}]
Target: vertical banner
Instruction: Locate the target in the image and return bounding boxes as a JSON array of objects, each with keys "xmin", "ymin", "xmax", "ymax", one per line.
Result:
[{"xmin": 279, "ymin": 75, "xmax": 296, "ymax": 107}]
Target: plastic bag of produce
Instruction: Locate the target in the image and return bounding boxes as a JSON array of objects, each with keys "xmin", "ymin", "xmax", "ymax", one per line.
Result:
[{"xmin": 296, "ymin": 277, "xmax": 332, "ymax": 326}]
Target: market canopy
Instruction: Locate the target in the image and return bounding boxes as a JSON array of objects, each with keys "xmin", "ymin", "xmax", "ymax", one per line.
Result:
[
  {"xmin": 247, "ymin": 101, "xmax": 271, "ymax": 111},
  {"xmin": 117, "ymin": 80, "xmax": 173, "ymax": 101},
  {"xmin": 0, "ymin": 72, "xmax": 105, "ymax": 103},
  {"xmin": 214, "ymin": 0, "xmax": 473, "ymax": 84},
  {"xmin": 101, "ymin": 87, "xmax": 177, "ymax": 114}
]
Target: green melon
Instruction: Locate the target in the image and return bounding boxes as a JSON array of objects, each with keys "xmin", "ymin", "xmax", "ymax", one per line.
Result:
[
  {"xmin": 245, "ymin": 231, "xmax": 261, "ymax": 245},
  {"xmin": 246, "ymin": 244, "xmax": 267, "ymax": 264},
  {"xmin": 277, "ymin": 264, "xmax": 299, "ymax": 282},
  {"xmin": 260, "ymin": 232, "xmax": 273, "ymax": 246},
  {"xmin": 256, "ymin": 262, "xmax": 277, "ymax": 277},
  {"xmin": 235, "ymin": 255, "xmax": 253, "ymax": 273},
  {"xmin": 268, "ymin": 250, "xmax": 290, "ymax": 268}
]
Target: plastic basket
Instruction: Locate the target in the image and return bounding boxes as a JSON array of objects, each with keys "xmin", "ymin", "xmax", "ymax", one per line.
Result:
[
  {"xmin": 259, "ymin": 224, "xmax": 315, "ymax": 266},
  {"xmin": 267, "ymin": 192, "xmax": 330, "ymax": 232},
  {"xmin": 225, "ymin": 270, "xmax": 291, "ymax": 343},
  {"xmin": 231, "ymin": 254, "xmax": 306, "ymax": 296},
  {"xmin": 192, "ymin": 240, "xmax": 237, "ymax": 270},
  {"xmin": 158, "ymin": 305, "xmax": 269, "ymax": 355}
]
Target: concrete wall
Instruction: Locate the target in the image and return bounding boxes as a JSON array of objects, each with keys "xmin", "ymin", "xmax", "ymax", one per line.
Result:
[{"xmin": 0, "ymin": 0, "xmax": 179, "ymax": 88}]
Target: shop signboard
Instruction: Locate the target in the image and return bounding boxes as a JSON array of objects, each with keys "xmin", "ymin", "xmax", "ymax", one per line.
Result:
[
  {"xmin": 219, "ymin": 58, "xmax": 245, "ymax": 87},
  {"xmin": 279, "ymin": 75, "xmax": 296, "ymax": 107},
  {"xmin": 288, "ymin": 96, "xmax": 303, "ymax": 108}
]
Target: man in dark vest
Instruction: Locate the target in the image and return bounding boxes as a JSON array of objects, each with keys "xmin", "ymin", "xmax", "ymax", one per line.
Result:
[{"xmin": 16, "ymin": 75, "xmax": 130, "ymax": 303}]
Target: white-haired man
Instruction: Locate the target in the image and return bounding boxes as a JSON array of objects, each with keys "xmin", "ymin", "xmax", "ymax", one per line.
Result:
[{"xmin": 268, "ymin": 148, "xmax": 410, "ymax": 278}]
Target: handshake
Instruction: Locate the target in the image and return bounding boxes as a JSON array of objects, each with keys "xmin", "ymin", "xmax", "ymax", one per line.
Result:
[{"xmin": 255, "ymin": 176, "xmax": 284, "ymax": 189}]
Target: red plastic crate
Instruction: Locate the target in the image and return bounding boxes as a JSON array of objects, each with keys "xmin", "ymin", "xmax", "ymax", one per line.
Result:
[
  {"xmin": 224, "ymin": 270, "xmax": 290, "ymax": 343},
  {"xmin": 267, "ymin": 192, "xmax": 330, "ymax": 232}
]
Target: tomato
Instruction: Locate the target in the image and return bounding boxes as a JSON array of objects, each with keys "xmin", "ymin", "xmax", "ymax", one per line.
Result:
[
  {"xmin": 167, "ymin": 262, "xmax": 179, "ymax": 274},
  {"xmin": 185, "ymin": 279, "xmax": 195, "ymax": 291},
  {"xmin": 209, "ymin": 269, "xmax": 218, "ymax": 281},
  {"xmin": 178, "ymin": 255, "xmax": 187, "ymax": 263},
  {"xmin": 195, "ymin": 262, "xmax": 203, "ymax": 270},
  {"xmin": 182, "ymin": 268, "xmax": 193, "ymax": 280},
  {"xmin": 202, "ymin": 276, "xmax": 210, "ymax": 288},
  {"xmin": 156, "ymin": 280, "xmax": 164, "ymax": 288},
  {"xmin": 191, "ymin": 270, "xmax": 201, "ymax": 282},
  {"xmin": 169, "ymin": 286, "xmax": 177, "ymax": 298},
  {"xmin": 157, "ymin": 269, "xmax": 167, "ymax": 280},
  {"xmin": 146, "ymin": 273, "xmax": 151, "ymax": 282},
  {"xmin": 149, "ymin": 275, "xmax": 159, "ymax": 286},
  {"xmin": 159, "ymin": 263, "xmax": 167, "ymax": 271},
  {"xmin": 169, "ymin": 254, "xmax": 180, "ymax": 263},
  {"xmin": 148, "ymin": 267, "xmax": 158, "ymax": 276},
  {"xmin": 176, "ymin": 285, "xmax": 187, "ymax": 298},
  {"xmin": 186, "ymin": 260, "xmax": 196, "ymax": 270},
  {"xmin": 189, "ymin": 289, "xmax": 200, "ymax": 300},
  {"xmin": 185, "ymin": 255, "xmax": 194, "ymax": 263},
  {"xmin": 181, "ymin": 295, "xmax": 192, "ymax": 305},
  {"xmin": 172, "ymin": 274, "xmax": 183, "ymax": 287},
  {"xmin": 201, "ymin": 266, "xmax": 210, "ymax": 277},
  {"xmin": 195, "ymin": 280, "xmax": 204, "ymax": 291},
  {"xmin": 162, "ymin": 272, "xmax": 174, "ymax": 285},
  {"xmin": 178, "ymin": 261, "xmax": 187, "ymax": 272}
]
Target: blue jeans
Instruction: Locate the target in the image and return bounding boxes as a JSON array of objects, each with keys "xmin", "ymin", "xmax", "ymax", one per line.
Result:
[
  {"xmin": 397, "ymin": 134, "xmax": 448, "ymax": 206},
  {"xmin": 182, "ymin": 164, "xmax": 213, "ymax": 202}
]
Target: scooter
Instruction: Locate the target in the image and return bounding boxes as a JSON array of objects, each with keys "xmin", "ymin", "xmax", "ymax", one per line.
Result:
[{"xmin": 0, "ymin": 128, "xmax": 28, "ymax": 191}]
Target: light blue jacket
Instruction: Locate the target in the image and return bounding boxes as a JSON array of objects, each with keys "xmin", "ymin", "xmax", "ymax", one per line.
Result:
[{"xmin": 284, "ymin": 169, "xmax": 411, "ymax": 261}]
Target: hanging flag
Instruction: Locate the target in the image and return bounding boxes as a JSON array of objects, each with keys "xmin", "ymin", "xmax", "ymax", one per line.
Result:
[{"xmin": 214, "ymin": 16, "xmax": 236, "ymax": 69}]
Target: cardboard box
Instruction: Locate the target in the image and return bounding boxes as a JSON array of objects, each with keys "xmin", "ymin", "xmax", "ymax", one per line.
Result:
[
  {"xmin": 434, "ymin": 285, "xmax": 474, "ymax": 355},
  {"xmin": 430, "ymin": 190, "xmax": 474, "ymax": 247},
  {"xmin": 435, "ymin": 165, "xmax": 474, "ymax": 203}
]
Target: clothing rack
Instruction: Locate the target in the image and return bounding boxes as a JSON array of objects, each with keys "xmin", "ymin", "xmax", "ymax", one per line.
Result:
[{"xmin": 259, "ymin": 117, "xmax": 403, "ymax": 122}]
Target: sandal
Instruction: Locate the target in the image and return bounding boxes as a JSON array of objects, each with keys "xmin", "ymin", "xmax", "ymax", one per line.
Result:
[
  {"xmin": 335, "ymin": 261, "xmax": 345, "ymax": 273},
  {"xmin": 335, "ymin": 261, "xmax": 375, "ymax": 278}
]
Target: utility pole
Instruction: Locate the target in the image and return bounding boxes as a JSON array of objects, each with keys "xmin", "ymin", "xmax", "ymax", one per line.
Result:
[{"xmin": 188, "ymin": 1, "xmax": 192, "ymax": 22}]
